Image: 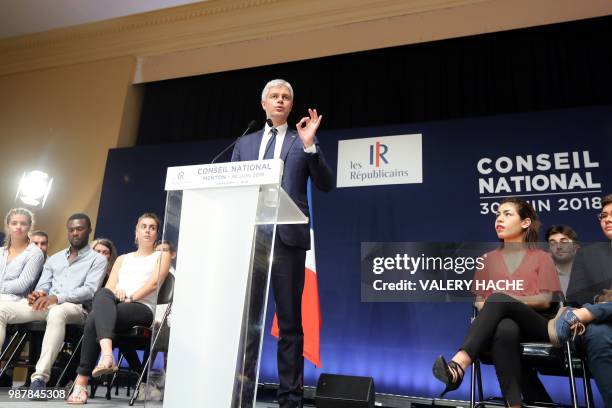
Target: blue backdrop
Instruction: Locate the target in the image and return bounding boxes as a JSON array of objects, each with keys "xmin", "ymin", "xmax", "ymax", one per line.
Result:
[{"xmin": 96, "ymin": 105, "xmax": 611, "ymax": 405}]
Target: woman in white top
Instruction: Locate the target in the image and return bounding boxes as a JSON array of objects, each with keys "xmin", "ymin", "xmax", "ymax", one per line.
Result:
[
  {"xmin": 68, "ymin": 213, "xmax": 171, "ymax": 404},
  {"xmin": 0, "ymin": 208, "xmax": 44, "ymax": 301}
]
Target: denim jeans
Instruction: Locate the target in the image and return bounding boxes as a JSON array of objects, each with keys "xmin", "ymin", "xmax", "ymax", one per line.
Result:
[{"xmin": 578, "ymin": 303, "xmax": 612, "ymax": 407}]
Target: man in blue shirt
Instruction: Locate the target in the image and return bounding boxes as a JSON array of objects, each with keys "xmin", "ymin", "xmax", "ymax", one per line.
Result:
[{"xmin": 0, "ymin": 213, "xmax": 106, "ymax": 395}]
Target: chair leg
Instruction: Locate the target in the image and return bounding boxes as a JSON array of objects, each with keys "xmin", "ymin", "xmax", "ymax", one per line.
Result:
[
  {"xmin": 476, "ymin": 361, "xmax": 483, "ymax": 401},
  {"xmin": 55, "ymin": 335, "xmax": 83, "ymax": 387},
  {"xmin": 0, "ymin": 330, "xmax": 21, "ymax": 380},
  {"xmin": 128, "ymin": 319, "xmax": 169, "ymax": 406},
  {"xmin": 582, "ymin": 359, "xmax": 593, "ymax": 408},
  {"xmin": 0, "ymin": 333, "xmax": 27, "ymax": 378},
  {"xmin": 0, "ymin": 330, "xmax": 20, "ymax": 362},
  {"xmin": 473, "ymin": 361, "xmax": 488, "ymax": 408},
  {"xmin": 565, "ymin": 341, "xmax": 579, "ymax": 408},
  {"xmin": 106, "ymin": 353, "xmax": 124, "ymax": 400},
  {"xmin": 129, "ymin": 349, "xmax": 154, "ymax": 406},
  {"xmin": 470, "ymin": 361, "xmax": 476, "ymax": 408}
]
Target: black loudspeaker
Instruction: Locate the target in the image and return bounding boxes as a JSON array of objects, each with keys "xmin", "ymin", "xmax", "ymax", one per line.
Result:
[{"xmin": 315, "ymin": 373, "xmax": 375, "ymax": 408}]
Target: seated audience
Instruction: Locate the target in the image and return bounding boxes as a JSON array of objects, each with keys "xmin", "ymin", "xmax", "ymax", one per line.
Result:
[
  {"xmin": 549, "ymin": 194, "xmax": 612, "ymax": 406},
  {"xmin": 546, "ymin": 225, "xmax": 579, "ymax": 296},
  {"xmin": 153, "ymin": 240, "xmax": 176, "ymax": 326},
  {"xmin": 135, "ymin": 239, "xmax": 177, "ymax": 401},
  {"xmin": 29, "ymin": 230, "xmax": 49, "ymax": 261},
  {"xmin": 432, "ymin": 198, "xmax": 561, "ymax": 408},
  {"xmin": 91, "ymin": 238, "xmax": 118, "ymax": 286},
  {"xmin": 67, "ymin": 213, "xmax": 171, "ymax": 404},
  {"xmin": 0, "ymin": 208, "xmax": 45, "ymax": 301},
  {"xmin": 0, "ymin": 213, "xmax": 106, "ymax": 396}
]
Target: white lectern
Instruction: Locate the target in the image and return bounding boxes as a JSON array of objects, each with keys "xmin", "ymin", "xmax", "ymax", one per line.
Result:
[{"xmin": 151, "ymin": 159, "xmax": 307, "ymax": 408}]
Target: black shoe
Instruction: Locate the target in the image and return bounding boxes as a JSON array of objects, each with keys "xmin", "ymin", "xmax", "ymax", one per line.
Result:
[
  {"xmin": 28, "ymin": 378, "xmax": 48, "ymax": 401},
  {"xmin": 432, "ymin": 355, "xmax": 465, "ymax": 398}
]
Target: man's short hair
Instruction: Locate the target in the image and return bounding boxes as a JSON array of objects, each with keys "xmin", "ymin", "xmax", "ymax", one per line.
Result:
[
  {"xmin": 68, "ymin": 213, "xmax": 91, "ymax": 228},
  {"xmin": 545, "ymin": 225, "xmax": 579, "ymax": 242},
  {"xmin": 261, "ymin": 79, "xmax": 294, "ymax": 102},
  {"xmin": 30, "ymin": 230, "xmax": 48, "ymax": 240},
  {"xmin": 602, "ymin": 194, "xmax": 612, "ymax": 208}
]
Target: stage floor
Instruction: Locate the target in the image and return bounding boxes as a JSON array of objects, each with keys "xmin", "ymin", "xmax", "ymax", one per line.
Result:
[
  {"xmin": 0, "ymin": 396, "xmax": 311, "ymax": 407},
  {"xmin": 0, "ymin": 389, "xmax": 315, "ymax": 407},
  {"xmin": 0, "ymin": 385, "xmax": 469, "ymax": 407}
]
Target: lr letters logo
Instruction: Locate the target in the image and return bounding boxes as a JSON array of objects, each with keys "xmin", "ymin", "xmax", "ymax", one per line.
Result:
[
  {"xmin": 369, "ymin": 142, "xmax": 389, "ymax": 167},
  {"xmin": 337, "ymin": 133, "xmax": 422, "ymax": 188}
]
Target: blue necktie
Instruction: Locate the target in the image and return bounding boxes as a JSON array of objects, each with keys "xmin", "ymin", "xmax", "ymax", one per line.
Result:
[{"xmin": 263, "ymin": 128, "xmax": 278, "ymax": 160}]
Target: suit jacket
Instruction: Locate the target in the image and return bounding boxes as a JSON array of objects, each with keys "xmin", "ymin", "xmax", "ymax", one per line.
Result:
[
  {"xmin": 231, "ymin": 128, "xmax": 334, "ymax": 250},
  {"xmin": 566, "ymin": 241, "xmax": 612, "ymax": 306}
]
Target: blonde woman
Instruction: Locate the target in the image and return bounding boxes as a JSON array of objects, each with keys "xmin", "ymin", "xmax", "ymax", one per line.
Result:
[{"xmin": 0, "ymin": 208, "xmax": 44, "ymax": 301}]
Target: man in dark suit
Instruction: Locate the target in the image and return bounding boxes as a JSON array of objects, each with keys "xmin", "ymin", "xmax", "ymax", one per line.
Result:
[
  {"xmin": 231, "ymin": 79, "xmax": 334, "ymax": 407},
  {"xmin": 562, "ymin": 194, "xmax": 612, "ymax": 407}
]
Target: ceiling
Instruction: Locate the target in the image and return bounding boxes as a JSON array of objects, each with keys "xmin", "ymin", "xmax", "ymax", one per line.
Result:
[{"xmin": 0, "ymin": 0, "xmax": 206, "ymax": 39}]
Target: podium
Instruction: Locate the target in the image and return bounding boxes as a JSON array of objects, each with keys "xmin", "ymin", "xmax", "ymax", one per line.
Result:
[{"xmin": 155, "ymin": 159, "xmax": 308, "ymax": 407}]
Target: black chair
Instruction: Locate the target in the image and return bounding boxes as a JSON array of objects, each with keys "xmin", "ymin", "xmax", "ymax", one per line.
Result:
[
  {"xmin": 468, "ymin": 307, "xmax": 594, "ymax": 408},
  {"xmin": 0, "ymin": 321, "xmax": 84, "ymax": 387},
  {"xmin": 98, "ymin": 273, "xmax": 175, "ymax": 405}
]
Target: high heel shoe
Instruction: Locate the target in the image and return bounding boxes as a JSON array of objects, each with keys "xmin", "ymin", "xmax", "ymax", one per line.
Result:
[{"xmin": 432, "ymin": 355, "xmax": 465, "ymax": 398}]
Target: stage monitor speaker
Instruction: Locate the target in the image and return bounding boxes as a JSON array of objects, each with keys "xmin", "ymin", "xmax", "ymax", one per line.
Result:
[{"xmin": 315, "ymin": 373, "xmax": 375, "ymax": 408}]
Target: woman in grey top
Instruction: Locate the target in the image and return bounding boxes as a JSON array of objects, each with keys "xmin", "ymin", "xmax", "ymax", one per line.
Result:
[{"xmin": 0, "ymin": 208, "xmax": 44, "ymax": 301}]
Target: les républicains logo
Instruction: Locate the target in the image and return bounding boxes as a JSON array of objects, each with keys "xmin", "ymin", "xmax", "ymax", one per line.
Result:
[{"xmin": 337, "ymin": 134, "xmax": 422, "ymax": 188}]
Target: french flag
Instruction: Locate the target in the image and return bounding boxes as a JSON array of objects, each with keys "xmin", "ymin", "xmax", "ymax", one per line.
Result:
[{"xmin": 271, "ymin": 181, "xmax": 322, "ymax": 367}]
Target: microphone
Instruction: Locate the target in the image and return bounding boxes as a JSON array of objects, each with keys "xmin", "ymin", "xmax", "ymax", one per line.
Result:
[
  {"xmin": 210, "ymin": 120, "xmax": 258, "ymax": 164},
  {"xmin": 266, "ymin": 118, "xmax": 273, "ymax": 127}
]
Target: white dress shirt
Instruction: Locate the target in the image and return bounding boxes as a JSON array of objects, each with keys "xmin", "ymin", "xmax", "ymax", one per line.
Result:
[{"xmin": 258, "ymin": 122, "xmax": 317, "ymax": 160}]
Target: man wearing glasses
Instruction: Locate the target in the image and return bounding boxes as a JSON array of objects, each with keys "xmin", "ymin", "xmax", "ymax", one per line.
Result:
[{"xmin": 562, "ymin": 194, "xmax": 612, "ymax": 407}]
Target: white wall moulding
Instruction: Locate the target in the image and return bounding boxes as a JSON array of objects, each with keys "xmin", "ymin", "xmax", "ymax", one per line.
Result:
[{"xmin": 1, "ymin": 0, "xmax": 611, "ymax": 80}]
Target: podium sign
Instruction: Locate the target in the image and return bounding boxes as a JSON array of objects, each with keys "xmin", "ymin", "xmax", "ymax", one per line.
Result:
[
  {"xmin": 153, "ymin": 159, "xmax": 307, "ymax": 408},
  {"xmin": 165, "ymin": 160, "xmax": 284, "ymax": 191}
]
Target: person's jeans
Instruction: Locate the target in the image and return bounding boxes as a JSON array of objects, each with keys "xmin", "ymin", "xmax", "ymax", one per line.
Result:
[{"xmin": 578, "ymin": 302, "xmax": 612, "ymax": 407}]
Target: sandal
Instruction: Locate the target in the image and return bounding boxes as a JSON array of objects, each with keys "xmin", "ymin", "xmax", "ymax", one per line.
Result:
[
  {"xmin": 432, "ymin": 355, "xmax": 465, "ymax": 397},
  {"xmin": 66, "ymin": 384, "xmax": 88, "ymax": 405},
  {"xmin": 91, "ymin": 354, "xmax": 118, "ymax": 378}
]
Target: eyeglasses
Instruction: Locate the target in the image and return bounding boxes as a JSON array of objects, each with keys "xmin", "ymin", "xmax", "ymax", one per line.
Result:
[{"xmin": 597, "ymin": 212, "xmax": 611, "ymax": 221}]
